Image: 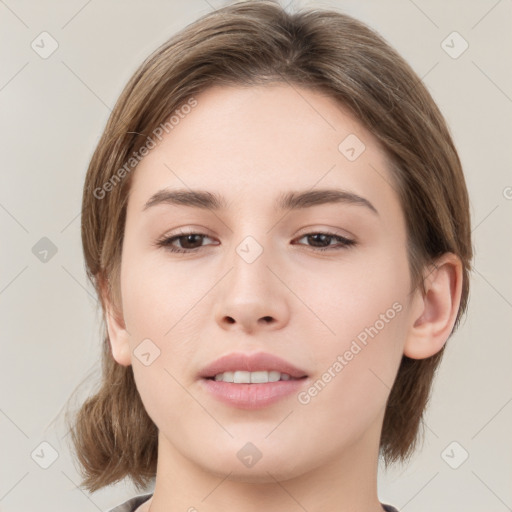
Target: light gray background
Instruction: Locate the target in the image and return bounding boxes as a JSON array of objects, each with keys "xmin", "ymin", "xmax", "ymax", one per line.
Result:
[{"xmin": 1, "ymin": 1, "xmax": 511, "ymax": 511}]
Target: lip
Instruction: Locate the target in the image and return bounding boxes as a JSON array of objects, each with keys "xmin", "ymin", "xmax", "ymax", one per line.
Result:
[
  {"xmin": 198, "ymin": 352, "xmax": 309, "ymax": 410},
  {"xmin": 198, "ymin": 351, "xmax": 308, "ymax": 380},
  {"xmin": 199, "ymin": 378, "xmax": 308, "ymax": 409}
]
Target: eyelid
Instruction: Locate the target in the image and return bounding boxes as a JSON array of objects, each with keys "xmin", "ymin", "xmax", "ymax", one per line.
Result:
[
  {"xmin": 294, "ymin": 225, "xmax": 355, "ymax": 240},
  {"xmin": 156, "ymin": 226, "xmax": 215, "ymax": 242},
  {"xmin": 154, "ymin": 229, "xmax": 216, "ymax": 247},
  {"xmin": 292, "ymin": 231, "xmax": 356, "ymax": 250}
]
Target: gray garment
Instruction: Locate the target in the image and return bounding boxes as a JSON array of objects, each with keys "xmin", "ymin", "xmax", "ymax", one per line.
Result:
[
  {"xmin": 106, "ymin": 493, "xmax": 152, "ymax": 512},
  {"xmin": 106, "ymin": 494, "xmax": 399, "ymax": 512}
]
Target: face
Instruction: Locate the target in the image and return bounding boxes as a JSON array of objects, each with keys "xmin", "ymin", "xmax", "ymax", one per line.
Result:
[{"xmin": 110, "ymin": 84, "xmax": 417, "ymax": 482}]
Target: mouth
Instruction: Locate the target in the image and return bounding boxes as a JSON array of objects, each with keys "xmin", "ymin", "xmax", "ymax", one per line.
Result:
[
  {"xmin": 204, "ymin": 371, "xmax": 308, "ymax": 383},
  {"xmin": 199, "ymin": 351, "xmax": 309, "ymax": 381},
  {"xmin": 198, "ymin": 352, "xmax": 308, "ymax": 408},
  {"xmin": 200, "ymin": 372, "xmax": 309, "ymax": 410}
]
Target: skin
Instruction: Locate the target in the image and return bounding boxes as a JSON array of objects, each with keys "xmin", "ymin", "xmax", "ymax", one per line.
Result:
[{"xmin": 103, "ymin": 84, "xmax": 462, "ymax": 512}]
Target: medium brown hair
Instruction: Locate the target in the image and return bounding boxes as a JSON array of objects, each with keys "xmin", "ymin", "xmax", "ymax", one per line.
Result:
[{"xmin": 67, "ymin": 0, "xmax": 472, "ymax": 492}]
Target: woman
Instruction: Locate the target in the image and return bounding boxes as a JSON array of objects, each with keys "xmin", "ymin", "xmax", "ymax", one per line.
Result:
[{"xmin": 68, "ymin": 1, "xmax": 472, "ymax": 511}]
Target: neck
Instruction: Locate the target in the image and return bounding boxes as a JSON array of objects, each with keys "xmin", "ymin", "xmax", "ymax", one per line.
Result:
[{"xmin": 143, "ymin": 412, "xmax": 386, "ymax": 512}]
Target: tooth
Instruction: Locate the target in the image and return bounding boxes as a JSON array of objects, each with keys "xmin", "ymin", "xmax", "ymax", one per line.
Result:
[
  {"xmin": 212, "ymin": 370, "xmax": 295, "ymax": 383},
  {"xmin": 214, "ymin": 371, "xmax": 233, "ymax": 382},
  {"xmin": 233, "ymin": 371, "xmax": 251, "ymax": 383},
  {"xmin": 250, "ymin": 371, "xmax": 269, "ymax": 383},
  {"xmin": 268, "ymin": 370, "xmax": 281, "ymax": 382}
]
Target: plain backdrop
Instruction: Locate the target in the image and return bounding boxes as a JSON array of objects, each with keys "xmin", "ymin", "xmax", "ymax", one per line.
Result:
[{"xmin": 1, "ymin": 1, "xmax": 511, "ymax": 511}]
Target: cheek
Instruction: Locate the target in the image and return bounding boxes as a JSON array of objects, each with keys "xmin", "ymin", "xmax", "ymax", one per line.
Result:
[
  {"xmin": 295, "ymin": 302, "xmax": 407, "ymax": 446},
  {"xmin": 119, "ymin": 252, "xmax": 207, "ymax": 418},
  {"xmin": 294, "ymin": 251, "xmax": 409, "ymax": 413},
  {"xmin": 292, "ymin": 247, "xmax": 410, "ymax": 345},
  {"xmin": 120, "ymin": 249, "xmax": 203, "ymax": 342}
]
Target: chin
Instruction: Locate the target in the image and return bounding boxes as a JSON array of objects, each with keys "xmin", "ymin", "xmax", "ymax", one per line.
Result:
[{"xmin": 198, "ymin": 450, "xmax": 308, "ymax": 484}]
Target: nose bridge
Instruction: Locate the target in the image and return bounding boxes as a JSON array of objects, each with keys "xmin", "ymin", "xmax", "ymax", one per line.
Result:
[
  {"xmin": 228, "ymin": 233, "xmax": 274, "ymax": 301},
  {"xmin": 213, "ymin": 231, "xmax": 290, "ymax": 332},
  {"xmin": 226, "ymin": 212, "xmax": 275, "ymax": 289}
]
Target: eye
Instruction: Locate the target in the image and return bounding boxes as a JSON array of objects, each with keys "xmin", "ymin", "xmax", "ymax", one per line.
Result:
[
  {"xmin": 154, "ymin": 231, "xmax": 217, "ymax": 253},
  {"xmin": 293, "ymin": 232, "xmax": 356, "ymax": 252}
]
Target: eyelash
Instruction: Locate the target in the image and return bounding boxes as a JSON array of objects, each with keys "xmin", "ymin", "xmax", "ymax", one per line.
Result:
[{"xmin": 154, "ymin": 230, "xmax": 356, "ymax": 253}]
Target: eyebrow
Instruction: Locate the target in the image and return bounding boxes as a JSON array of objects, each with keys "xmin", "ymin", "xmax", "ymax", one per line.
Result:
[{"xmin": 143, "ymin": 188, "xmax": 378, "ymax": 215}]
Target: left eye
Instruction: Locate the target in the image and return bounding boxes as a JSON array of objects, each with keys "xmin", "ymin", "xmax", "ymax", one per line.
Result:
[
  {"xmin": 293, "ymin": 232, "xmax": 356, "ymax": 251},
  {"xmin": 155, "ymin": 231, "xmax": 356, "ymax": 253}
]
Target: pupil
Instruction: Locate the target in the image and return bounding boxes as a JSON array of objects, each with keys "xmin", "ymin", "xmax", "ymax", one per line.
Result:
[
  {"xmin": 182, "ymin": 234, "xmax": 202, "ymax": 248},
  {"xmin": 309, "ymin": 234, "xmax": 330, "ymax": 247}
]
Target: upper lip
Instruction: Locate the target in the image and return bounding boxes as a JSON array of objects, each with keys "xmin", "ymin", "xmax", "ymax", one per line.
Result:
[{"xmin": 199, "ymin": 352, "xmax": 308, "ymax": 379}]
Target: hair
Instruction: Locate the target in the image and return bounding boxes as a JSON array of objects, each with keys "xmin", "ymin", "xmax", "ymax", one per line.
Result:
[{"xmin": 67, "ymin": 0, "xmax": 472, "ymax": 492}]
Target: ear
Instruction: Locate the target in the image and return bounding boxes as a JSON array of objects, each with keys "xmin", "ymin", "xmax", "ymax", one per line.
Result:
[
  {"xmin": 404, "ymin": 253, "xmax": 463, "ymax": 359},
  {"xmin": 99, "ymin": 274, "xmax": 132, "ymax": 366}
]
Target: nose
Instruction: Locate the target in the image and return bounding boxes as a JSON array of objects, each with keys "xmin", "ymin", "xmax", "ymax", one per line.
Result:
[{"xmin": 214, "ymin": 244, "xmax": 290, "ymax": 334}]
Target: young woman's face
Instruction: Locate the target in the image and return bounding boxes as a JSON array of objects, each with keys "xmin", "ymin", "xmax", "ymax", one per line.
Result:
[{"xmin": 114, "ymin": 84, "xmax": 416, "ymax": 480}]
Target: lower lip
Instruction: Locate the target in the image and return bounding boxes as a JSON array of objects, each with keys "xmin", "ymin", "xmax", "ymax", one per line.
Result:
[{"xmin": 200, "ymin": 377, "xmax": 308, "ymax": 409}]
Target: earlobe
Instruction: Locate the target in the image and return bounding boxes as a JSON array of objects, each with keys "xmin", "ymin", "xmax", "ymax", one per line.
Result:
[
  {"xmin": 404, "ymin": 253, "xmax": 463, "ymax": 360},
  {"xmin": 99, "ymin": 275, "xmax": 132, "ymax": 367}
]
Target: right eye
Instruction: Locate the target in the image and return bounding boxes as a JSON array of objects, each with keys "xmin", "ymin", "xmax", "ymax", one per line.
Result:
[{"xmin": 154, "ymin": 232, "xmax": 218, "ymax": 253}]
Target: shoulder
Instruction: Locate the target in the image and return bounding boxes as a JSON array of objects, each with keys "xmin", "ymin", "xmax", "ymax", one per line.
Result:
[
  {"xmin": 105, "ymin": 494, "xmax": 397, "ymax": 512},
  {"xmin": 105, "ymin": 493, "xmax": 153, "ymax": 512},
  {"xmin": 381, "ymin": 504, "xmax": 400, "ymax": 512}
]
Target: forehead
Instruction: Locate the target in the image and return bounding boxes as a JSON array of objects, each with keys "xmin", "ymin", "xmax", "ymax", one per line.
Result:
[{"xmin": 127, "ymin": 84, "xmax": 398, "ymax": 217}]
